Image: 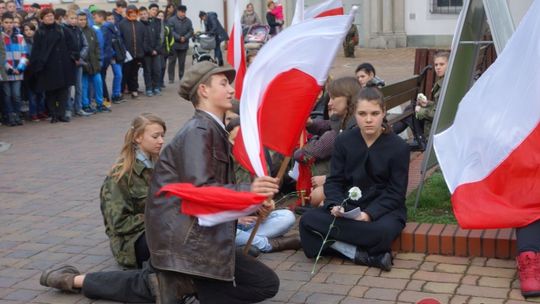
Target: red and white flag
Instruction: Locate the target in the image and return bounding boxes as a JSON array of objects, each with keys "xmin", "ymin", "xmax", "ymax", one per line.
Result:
[
  {"xmin": 158, "ymin": 183, "xmax": 267, "ymax": 227},
  {"xmin": 233, "ymin": 12, "xmax": 355, "ymax": 176},
  {"xmin": 227, "ymin": 0, "xmax": 246, "ymax": 99},
  {"xmin": 433, "ymin": 0, "xmax": 540, "ymax": 229},
  {"xmin": 292, "ymin": 0, "xmax": 344, "ymax": 25}
]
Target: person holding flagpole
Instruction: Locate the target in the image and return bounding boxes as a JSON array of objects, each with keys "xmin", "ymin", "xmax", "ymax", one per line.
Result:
[{"xmin": 299, "ymin": 86, "xmax": 409, "ymax": 271}]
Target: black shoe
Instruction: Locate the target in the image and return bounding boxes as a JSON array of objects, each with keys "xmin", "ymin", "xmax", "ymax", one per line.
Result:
[
  {"xmin": 58, "ymin": 116, "xmax": 70, "ymax": 123},
  {"xmin": 354, "ymin": 250, "xmax": 393, "ymax": 272},
  {"xmin": 50, "ymin": 116, "xmax": 58, "ymax": 124},
  {"xmin": 408, "ymin": 137, "xmax": 426, "ymax": 152}
]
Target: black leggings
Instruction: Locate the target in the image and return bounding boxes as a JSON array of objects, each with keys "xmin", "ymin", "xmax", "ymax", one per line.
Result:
[
  {"xmin": 517, "ymin": 219, "xmax": 540, "ymax": 253},
  {"xmin": 134, "ymin": 232, "xmax": 150, "ymax": 268}
]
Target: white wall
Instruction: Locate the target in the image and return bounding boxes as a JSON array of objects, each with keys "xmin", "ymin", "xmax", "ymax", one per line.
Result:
[
  {"xmin": 183, "ymin": 0, "xmax": 225, "ymax": 32},
  {"xmin": 404, "ymin": 0, "xmax": 458, "ymax": 36}
]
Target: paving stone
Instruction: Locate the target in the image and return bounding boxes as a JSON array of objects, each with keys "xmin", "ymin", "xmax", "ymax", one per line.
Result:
[
  {"xmin": 423, "ymin": 282, "xmax": 458, "ymax": 294},
  {"xmin": 0, "ymin": 277, "xmax": 20, "ymax": 288},
  {"xmin": 450, "ymin": 295, "xmax": 470, "ymax": 304},
  {"xmin": 412, "ymin": 270, "xmax": 463, "ymax": 283},
  {"xmin": 456, "ymin": 284, "xmax": 509, "ymax": 298},
  {"xmin": 434, "ymin": 263, "xmax": 468, "ymax": 274},
  {"xmin": 324, "ymin": 273, "xmax": 360, "ymax": 285},
  {"xmin": 461, "ymin": 274, "xmax": 479, "ymax": 285},
  {"xmin": 308, "ymin": 272, "xmax": 329, "ymax": 283},
  {"xmin": 304, "ymin": 293, "xmax": 344, "ymax": 304},
  {"xmin": 485, "ymin": 258, "xmax": 516, "ymax": 269},
  {"xmin": 270, "ymin": 290, "xmax": 295, "ymax": 302},
  {"xmin": 363, "ymin": 287, "xmax": 400, "ymax": 301},
  {"xmin": 358, "ymin": 276, "xmax": 408, "ymax": 289},
  {"xmin": 275, "ymin": 270, "xmax": 312, "ymax": 282},
  {"xmin": 477, "ymin": 276, "xmax": 512, "ymax": 288},
  {"xmin": 299, "ymin": 282, "xmax": 352, "ymax": 295},
  {"xmin": 471, "ymin": 257, "xmax": 487, "ymax": 266},
  {"xmin": 3, "ymin": 289, "xmax": 41, "ymax": 301},
  {"xmin": 419, "ymin": 261, "xmax": 437, "ymax": 271},
  {"xmin": 31, "ymin": 290, "xmax": 87, "ymax": 303},
  {"xmin": 394, "ymin": 253, "xmax": 425, "ymax": 261},
  {"xmin": 468, "ymin": 296, "xmax": 505, "ymax": 304},
  {"xmin": 379, "ymin": 268, "xmax": 414, "ymax": 279},
  {"xmin": 277, "ymin": 280, "xmax": 305, "ymax": 292},
  {"xmin": 347, "ymin": 285, "xmax": 368, "ymax": 298},
  {"xmin": 392, "ymin": 259, "xmax": 422, "ymax": 269},
  {"xmin": 425, "ymin": 255, "xmax": 470, "ymax": 265},
  {"xmin": 406, "ymin": 279, "xmax": 425, "ymax": 291},
  {"xmin": 319, "ymin": 264, "xmax": 367, "ymax": 275},
  {"xmin": 0, "ymin": 269, "xmax": 39, "ymax": 279},
  {"xmin": 466, "ymin": 266, "xmax": 516, "ymax": 278}
]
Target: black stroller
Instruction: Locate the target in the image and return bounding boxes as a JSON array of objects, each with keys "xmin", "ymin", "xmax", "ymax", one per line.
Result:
[{"xmin": 192, "ymin": 33, "xmax": 216, "ymax": 64}]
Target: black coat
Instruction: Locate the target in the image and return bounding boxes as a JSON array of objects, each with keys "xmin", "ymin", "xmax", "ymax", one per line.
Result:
[
  {"xmin": 141, "ymin": 18, "xmax": 162, "ymax": 55},
  {"xmin": 29, "ymin": 23, "xmax": 78, "ymax": 93},
  {"xmin": 118, "ymin": 19, "xmax": 148, "ymax": 59},
  {"xmin": 204, "ymin": 12, "xmax": 228, "ymax": 42},
  {"xmin": 167, "ymin": 15, "xmax": 193, "ymax": 51}
]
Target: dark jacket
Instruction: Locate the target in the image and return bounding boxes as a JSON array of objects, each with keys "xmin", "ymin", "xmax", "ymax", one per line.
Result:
[
  {"xmin": 141, "ymin": 17, "xmax": 162, "ymax": 55},
  {"xmin": 29, "ymin": 23, "xmax": 78, "ymax": 92},
  {"xmin": 204, "ymin": 12, "xmax": 228, "ymax": 42},
  {"xmin": 266, "ymin": 12, "xmax": 280, "ymax": 36},
  {"xmin": 324, "ymin": 129, "xmax": 409, "ymax": 223},
  {"xmin": 118, "ymin": 18, "xmax": 148, "ymax": 59},
  {"xmin": 167, "ymin": 15, "xmax": 193, "ymax": 51},
  {"xmin": 63, "ymin": 24, "xmax": 89, "ymax": 61},
  {"xmin": 100, "ymin": 158, "xmax": 151, "ymax": 268},
  {"xmin": 113, "ymin": 9, "xmax": 124, "ymax": 25},
  {"xmin": 145, "ymin": 110, "xmax": 250, "ymax": 281},
  {"xmin": 81, "ymin": 25, "xmax": 101, "ymax": 75}
]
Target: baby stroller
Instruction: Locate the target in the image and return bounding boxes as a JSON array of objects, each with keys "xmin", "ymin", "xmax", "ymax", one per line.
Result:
[
  {"xmin": 192, "ymin": 33, "xmax": 216, "ymax": 64},
  {"xmin": 244, "ymin": 25, "xmax": 270, "ymax": 51}
]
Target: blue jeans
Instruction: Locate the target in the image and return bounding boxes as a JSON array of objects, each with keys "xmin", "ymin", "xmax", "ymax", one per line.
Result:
[
  {"xmin": 69, "ymin": 66, "xmax": 83, "ymax": 112},
  {"xmin": 102, "ymin": 59, "xmax": 123, "ymax": 99},
  {"xmin": 236, "ymin": 209, "xmax": 296, "ymax": 252},
  {"xmin": 2, "ymin": 81, "xmax": 22, "ymax": 116},
  {"xmin": 82, "ymin": 73, "xmax": 104, "ymax": 107},
  {"xmin": 28, "ymin": 90, "xmax": 45, "ymax": 116},
  {"xmin": 214, "ymin": 38, "xmax": 223, "ymax": 65}
]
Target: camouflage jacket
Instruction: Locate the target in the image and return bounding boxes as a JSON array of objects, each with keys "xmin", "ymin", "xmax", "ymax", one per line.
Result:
[
  {"xmin": 100, "ymin": 158, "xmax": 151, "ymax": 268},
  {"xmin": 416, "ymin": 77, "xmax": 443, "ymax": 135}
]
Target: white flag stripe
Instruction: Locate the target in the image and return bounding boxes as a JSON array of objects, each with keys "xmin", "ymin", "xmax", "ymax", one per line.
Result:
[
  {"xmin": 239, "ymin": 14, "xmax": 354, "ymax": 176},
  {"xmin": 433, "ymin": 0, "xmax": 540, "ymax": 193},
  {"xmin": 291, "ymin": 0, "xmax": 305, "ymax": 25},
  {"xmin": 233, "ymin": 0, "xmax": 242, "ymax": 70},
  {"xmin": 197, "ymin": 205, "xmax": 260, "ymax": 227}
]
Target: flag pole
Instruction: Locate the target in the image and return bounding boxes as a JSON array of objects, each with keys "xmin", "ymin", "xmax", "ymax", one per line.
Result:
[{"xmin": 243, "ymin": 156, "xmax": 291, "ymax": 255}]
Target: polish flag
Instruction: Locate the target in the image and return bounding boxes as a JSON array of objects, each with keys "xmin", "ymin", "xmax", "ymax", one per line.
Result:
[
  {"xmin": 158, "ymin": 183, "xmax": 267, "ymax": 227},
  {"xmin": 292, "ymin": 0, "xmax": 344, "ymax": 25},
  {"xmin": 233, "ymin": 12, "xmax": 355, "ymax": 176},
  {"xmin": 226, "ymin": 0, "xmax": 246, "ymax": 99},
  {"xmin": 433, "ymin": 0, "xmax": 540, "ymax": 229}
]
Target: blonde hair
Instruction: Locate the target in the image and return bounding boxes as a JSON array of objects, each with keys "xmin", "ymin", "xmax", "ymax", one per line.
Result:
[{"xmin": 111, "ymin": 113, "xmax": 166, "ymax": 182}]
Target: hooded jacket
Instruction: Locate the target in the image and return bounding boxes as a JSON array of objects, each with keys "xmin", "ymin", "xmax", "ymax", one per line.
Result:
[{"xmin": 118, "ymin": 17, "xmax": 148, "ymax": 59}]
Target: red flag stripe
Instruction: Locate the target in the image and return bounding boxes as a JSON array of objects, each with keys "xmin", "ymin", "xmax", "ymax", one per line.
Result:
[{"xmin": 315, "ymin": 7, "xmax": 344, "ymax": 18}]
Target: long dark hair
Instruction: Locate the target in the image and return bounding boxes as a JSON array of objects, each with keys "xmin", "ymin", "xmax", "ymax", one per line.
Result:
[
  {"xmin": 326, "ymin": 77, "xmax": 361, "ymax": 131},
  {"xmin": 356, "ymin": 86, "xmax": 391, "ymax": 134}
]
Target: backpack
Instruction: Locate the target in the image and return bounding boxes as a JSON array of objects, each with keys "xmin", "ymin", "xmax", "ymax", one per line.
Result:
[{"xmin": 112, "ymin": 37, "xmax": 126, "ymax": 63}]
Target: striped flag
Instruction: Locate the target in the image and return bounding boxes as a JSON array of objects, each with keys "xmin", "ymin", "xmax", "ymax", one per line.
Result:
[
  {"xmin": 233, "ymin": 12, "xmax": 355, "ymax": 176},
  {"xmin": 292, "ymin": 0, "xmax": 344, "ymax": 25},
  {"xmin": 433, "ymin": 0, "xmax": 540, "ymax": 229},
  {"xmin": 226, "ymin": 0, "xmax": 246, "ymax": 99}
]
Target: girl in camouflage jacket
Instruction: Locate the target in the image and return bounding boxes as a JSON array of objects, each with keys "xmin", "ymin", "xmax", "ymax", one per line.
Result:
[{"xmin": 100, "ymin": 113, "xmax": 166, "ymax": 268}]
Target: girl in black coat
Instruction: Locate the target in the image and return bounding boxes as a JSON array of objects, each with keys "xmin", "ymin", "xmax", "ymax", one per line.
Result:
[
  {"xmin": 299, "ymin": 87, "xmax": 410, "ymax": 271},
  {"xmin": 30, "ymin": 9, "xmax": 79, "ymax": 123}
]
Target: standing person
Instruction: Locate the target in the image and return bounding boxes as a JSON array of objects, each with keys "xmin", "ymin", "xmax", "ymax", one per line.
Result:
[
  {"xmin": 25, "ymin": 3, "xmax": 40, "ymax": 20},
  {"xmin": 343, "ymin": 24, "xmax": 358, "ymax": 58},
  {"xmin": 164, "ymin": 3, "xmax": 175, "ymax": 21},
  {"xmin": 198, "ymin": 11, "xmax": 228, "ymax": 66},
  {"xmin": 102, "ymin": 12, "xmax": 125, "ymax": 104},
  {"xmin": 112, "ymin": 0, "xmax": 126, "ymax": 24},
  {"xmin": 118, "ymin": 5, "xmax": 147, "ymax": 99},
  {"xmin": 145, "ymin": 61, "xmax": 280, "ymax": 303},
  {"xmin": 23, "ymin": 22, "xmax": 46, "ymax": 121},
  {"xmin": 64, "ymin": 10, "xmax": 91, "ymax": 118},
  {"xmin": 79, "ymin": 12, "xmax": 109, "ymax": 113},
  {"xmin": 166, "ymin": 5, "xmax": 192, "ymax": 83},
  {"xmin": 30, "ymin": 8, "xmax": 79, "ymax": 123},
  {"xmin": 265, "ymin": 1, "xmax": 282, "ymax": 37},
  {"xmin": 1, "ymin": 12, "xmax": 28, "ymax": 126},
  {"xmin": 139, "ymin": 6, "xmax": 162, "ymax": 97},
  {"xmin": 241, "ymin": 3, "xmax": 261, "ymax": 35},
  {"xmin": 299, "ymin": 87, "xmax": 410, "ymax": 272},
  {"xmin": 157, "ymin": 9, "xmax": 173, "ymax": 89}
]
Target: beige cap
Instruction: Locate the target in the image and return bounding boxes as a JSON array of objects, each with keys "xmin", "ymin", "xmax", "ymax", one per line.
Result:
[{"xmin": 178, "ymin": 61, "xmax": 236, "ymax": 102}]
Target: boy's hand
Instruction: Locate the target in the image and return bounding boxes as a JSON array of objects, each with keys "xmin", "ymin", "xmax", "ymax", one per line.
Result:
[{"xmin": 251, "ymin": 176, "xmax": 279, "ymax": 197}]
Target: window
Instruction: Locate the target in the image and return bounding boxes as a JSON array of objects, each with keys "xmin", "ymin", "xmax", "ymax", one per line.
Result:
[{"xmin": 430, "ymin": 0, "xmax": 463, "ymax": 14}]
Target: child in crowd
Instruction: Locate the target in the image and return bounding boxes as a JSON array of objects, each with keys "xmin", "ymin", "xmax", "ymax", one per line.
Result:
[
  {"xmin": 139, "ymin": 6, "xmax": 162, "ymax": 97},
  {"xmin": 103, "ymin": 12, "xmax": 125, "ymax": 104},
  {"xmin": 22, "ymin": 22, "xmax": 46, "ymax": 121},
  {"xmin": 2, "ymin": 12, "xmax": 28, "ymax": 126}
]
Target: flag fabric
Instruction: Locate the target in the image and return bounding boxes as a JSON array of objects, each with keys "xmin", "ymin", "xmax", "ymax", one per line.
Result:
[
  {"xmin": 433, "ymin": 0, "xmax": 540, "ymax": 229},
  {"xmin": 226, "ymin": 0, "xmax": 246, "ymax": 99},
  {"xmin": 158, "ymin": 183, "xmax": 267, "ymax": 227},
  {"xmin": 292, "ymin": 0, "xmax": 344, "ymax": 25},
  {"xmin": 233, "ymin": 13, "xmax": 355, "ymax": 177}
]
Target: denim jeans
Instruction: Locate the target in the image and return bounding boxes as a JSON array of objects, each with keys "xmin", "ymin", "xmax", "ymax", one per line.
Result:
[
  {"xmin": 82, "ymin": 73, "xmax": 104, "ymax": 107},
  {"xmin": 28, "ymin": 90, "xmax": 45, "ymax": 116},
  {"xmin": 68, "ymin": 66, "xmax": 83, "ymax": 113},
  {"xmin": 102, "ymin": 59, "xmax": 123, "ymax": 99},
  {"xmin": 2, "ymin": 81, "xmax": 22, "ymax": 116},
  {"xmin": 236, "ymin": 209, "xmax": 296, "ymax": 252}
]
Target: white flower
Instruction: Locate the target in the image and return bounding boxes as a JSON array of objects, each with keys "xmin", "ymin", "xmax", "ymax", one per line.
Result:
[
  {"xmin": 348, "ymin": 187, "xmax": 362, "ymax": 201},
  {"xmin": 417, "ymin": 93, "xmax": 427, "ymax": 102}
]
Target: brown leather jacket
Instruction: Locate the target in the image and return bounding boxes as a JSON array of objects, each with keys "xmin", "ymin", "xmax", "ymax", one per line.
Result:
[{"xmin": 145, "ymin": 110, "xmax": 250, "ymax": 281}]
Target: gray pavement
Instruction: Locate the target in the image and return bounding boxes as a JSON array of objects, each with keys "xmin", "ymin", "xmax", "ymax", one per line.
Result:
[{"xmin": 0, "ymin": 48, "xmax": 536, "ymax": 304}]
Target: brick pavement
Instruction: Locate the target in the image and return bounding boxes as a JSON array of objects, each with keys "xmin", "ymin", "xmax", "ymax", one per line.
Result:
[{"xmin": 0, "ymin": 48, "xmax": 536, "ymax": 304}]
